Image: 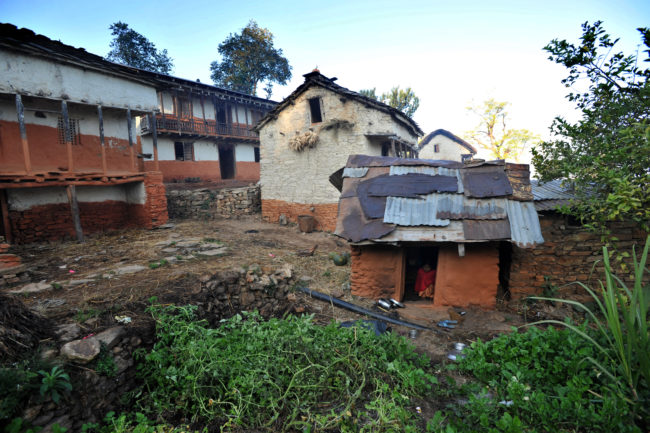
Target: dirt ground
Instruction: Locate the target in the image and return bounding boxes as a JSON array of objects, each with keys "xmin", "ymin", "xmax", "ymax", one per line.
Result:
[{"xmin": 5, "ymin": 214, "xmax": 540, "ymax": 362}]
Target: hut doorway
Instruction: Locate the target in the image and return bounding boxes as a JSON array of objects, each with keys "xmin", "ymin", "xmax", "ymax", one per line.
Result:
[
  {"xmin": 218, "ymin": 144, "xmax": 235, "ymax": 179},
  {"xmin": 402, "ymin": 246, "xmax": 439, "ymax": 302}
]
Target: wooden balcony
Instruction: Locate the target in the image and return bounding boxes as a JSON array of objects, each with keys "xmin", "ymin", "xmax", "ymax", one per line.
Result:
[{"xmin": 141, "ymin": 114, "xmax": 259, "ymax": 142}]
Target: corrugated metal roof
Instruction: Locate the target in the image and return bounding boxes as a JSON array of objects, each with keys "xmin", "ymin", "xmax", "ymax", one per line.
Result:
[
  {"xmin": 531, "ymin": 179, "xmax": 575, "ymax": 201},
  {"xmin": 505, "ymin": 200, "xmax": 544, "ymax": 247},
  {"xmin": 535, "ymin": 199, "xmax": 569, "ymax": 211},
  {"xmin": 384, "ymin": 195, "xmax": 451, "ymax": 226},
  {"xmin": 435, "ymin": 195, "xmax": 506, "ymax": 219},
  {"xmin": 342, "ymin": 167, "xmax": 369, "ymax": 178},
  {"xmin": 389, "ymin": 166, "xmax": 464, "ymax": 194}
]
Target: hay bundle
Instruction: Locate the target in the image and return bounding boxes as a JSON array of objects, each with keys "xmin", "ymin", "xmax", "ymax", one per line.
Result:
[
  {"xmin": 0, "ymin": 294, "xmax": 53, "ymax": 361},
  {"xmin": 289, "ymin": 130, "xmax": 319, "ymax": 152}
]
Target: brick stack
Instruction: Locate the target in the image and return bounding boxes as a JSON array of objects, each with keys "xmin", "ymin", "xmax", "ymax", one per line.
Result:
[{"xmin": 261, "ymin": 199, "xmax": 338, "ymax": 232}]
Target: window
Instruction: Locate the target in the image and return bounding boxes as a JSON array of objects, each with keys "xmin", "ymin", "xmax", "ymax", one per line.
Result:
[
  {"xmin": 176, "ymin": 97, "xmax": 192, "ymax": 118},
  {"xmin": 309, "ymin": 97, "xmax": 322, "ymax": 123},
  {"xmin": 434, "ymin": 144, "xmax": 440, "ymax": 153},
  {"xmin": 57, "ymin": 117, "xmax": 82, "ymax": 145},
  {"xmin": 254, "ymin": 146, "xmax": 260, "ymax": 162},
  {"xmin": 174, "ymin": 142, "xmax": 194, "ymax": 161}
]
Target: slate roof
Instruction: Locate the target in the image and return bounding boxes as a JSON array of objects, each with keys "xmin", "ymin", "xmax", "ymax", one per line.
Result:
[
  {"xmin": 419, "ymin": 129, "xmax": 477, "ymax": 154},
  {"xmin": 334, "ymin": 155, "xmax": 543, "ymax": 248},
  {"xmin": 253, "ymin": 71, "xmax": 423, "ymax": 136},
  {"xmin": 0, "ymin": 23, "xmax": 276, "ymax": 108}
]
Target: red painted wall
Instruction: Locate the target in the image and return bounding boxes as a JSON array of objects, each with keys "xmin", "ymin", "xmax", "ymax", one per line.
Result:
[
  {"xmin": 350, "ymin": 245, "xmax": 404, "ymax": 299},
  {"xmin": 235, "ymin": 161, "xmax": 259, "ymax": 181},
  {"xmin": 143, "ymin": 160, "xmax": 259, "ymax": 182}
]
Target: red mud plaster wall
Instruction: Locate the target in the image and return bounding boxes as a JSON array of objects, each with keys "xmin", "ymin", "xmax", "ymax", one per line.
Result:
[
  {"xmin": 350, "ymin": 245, "xmax": 404, "ymax": 300},
  {"xmin": 144, "ymin": 161, "xmax": 222, "ymax": 182},
  {"xmin": 235, "ymin": 162, "xmax": 260, "ymax": 181},
  {"xmin": 131, "ymin": 172, "xmax": 168, "ymax": 228},
  {"xmin": 508, "ymin": 213, "xmax": 648, "ymax": 301},
  {"xmin": 434, "ymin": 244, "xmax": 499, "ymax": 309},
  {"xmin": 262, "ymin": 199, "xmax": 338, "ymax": 232}
]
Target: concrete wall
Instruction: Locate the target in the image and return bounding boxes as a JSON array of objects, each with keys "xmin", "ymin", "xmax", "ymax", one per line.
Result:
[
  {"xmin": 419, "ymin": 134, "xmax": 471, "ymax": 161},
  {"xmin": 0, "ymin": 50, "xmax": 157, "ymax": 111},
  {"xmin": 0, "ymin": 98, "xmax": 141, "ymax": 174},
  {"xmin": 259, "ymin": 86, "xmax": 418, "ymax": 229}
]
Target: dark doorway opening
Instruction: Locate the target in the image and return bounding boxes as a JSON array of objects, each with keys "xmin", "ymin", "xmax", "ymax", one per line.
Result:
[
  {"xmin": 218, "ymin": 144, "xmax": 235, "ymax": 179},
  {"xmin": 498, "ymin": 241, "xmax": 512, "ymax": 301},
  {"xmin": 403, "ymin": 245, "xmax": 439, "ymax": 302},
  {"xmin": 0, "ymin": 190, "xmax": 9, "ymax": 242}
]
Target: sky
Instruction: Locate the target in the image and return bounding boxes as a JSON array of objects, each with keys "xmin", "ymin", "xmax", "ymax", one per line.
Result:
[{"xmin": 2, "ymin": 0, "xmax": 649, "ymax": 162}]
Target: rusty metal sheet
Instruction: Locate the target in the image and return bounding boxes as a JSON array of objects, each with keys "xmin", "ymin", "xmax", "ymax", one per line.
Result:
[
  {"xmin": 340, "ymin": 166, "xmax": 390, "ymax": 199},
  {"xmin": 357, "ymin": 179, "xmax": 388, "ymax": 219},
  {"xmin": 365, "ymin": 174, "xmax": 457, "ymax": 197},
  {"xmin": 462, "ymin": 219, "xmax": 511, "ymax": 240},
  {"xmin": 329, "ymin": 167, "xmax": 344, "ymax": 192},
  {"xmin": 461, "ymin": 167, "xmax": 513, "ymax": 198},
  {"xmin": 335, "ymin": 197, "xmax": 395, "ymax": 242},
  {"xmin": 388, "ymin": 166, "xmax": 464, "ymax": 194},
  {"xmin": 435, "ymin": 195, "xmax": 507, "ymax": 220},
  {"xmin": 374, "ymin": 221, "xmax": 466, "ymax": 243},
  {"xmin": 346, "ymin": 154, "xmax": 463, "ymax": 169}
]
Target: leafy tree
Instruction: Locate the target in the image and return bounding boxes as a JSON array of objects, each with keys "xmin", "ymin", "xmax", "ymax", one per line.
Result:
[
  {"xmin": 210, "ymin": 20, "xmax": 291, "ymax": 98},
  {"xmin": 106, "ymin": 22, "xmax": 173, "ymax": 74},
  {"xmin": 532, "ymin": 22, "xmax": 650, "ymax": 238},
  {"xmin": 464, "ymin": 98, "xmax": 539, "ymax": 161},
  {"xmin": 359, "ymin": 86, "xmax": 420, "ymax": 117}
]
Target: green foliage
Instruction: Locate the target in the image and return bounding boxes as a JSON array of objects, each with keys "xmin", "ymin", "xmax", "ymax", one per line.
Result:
[
  {"xmin": 3, "ymin": 417, "xmax": 42, "ymax": 433},
  {"xmin": 532, "ymin": 22, "xmax": 650, "ymax": 238},
  {"xmin": 106, "ymin": 22, "xmax": 173, "ymax": 74},
  {"xmin": 359, "ymin": 86, "xmax": 420, "ymax": 117},
  {"xmin": 148, "ymin": 259, "xmax": 168, "ymax": 270},
  {"xmin": 94, "ymin": 343, "xmax": 117, "ymax": 378},
  {"xmin": 532, "ymin": 236, "xmax": 650, "ymax": 422},
  {"xmin": 75, "ymin": 308, "xmax": 100, "ymax": 323},
  {"xmin": 210, "ymin": 20, "xmax": 291, "ymax": 97},
  {"xmin": 464, "ymin": 98, "xmax": 539, "ymax": 161},
  {"xmin": 38, "ymin": 366, "xmax": 72, "ymax": 404},
  {"xmin": 136, "ymin": 305, "xmax": 437, "ymax": 431},
  {"xmin": 436, "ymin": 325, "xmax": 640, "ymax": 432},
  {"xmin": 81, "ymin": 412, "xmax": 203, "ymax": 433},
  {"xmin": 0, "ymin": 363, "xmax": 38, "ymax": 421}
]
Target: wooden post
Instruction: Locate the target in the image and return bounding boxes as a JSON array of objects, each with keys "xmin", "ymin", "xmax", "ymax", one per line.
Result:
[
  {"xmin": 126, "ymin": 108, "xmax": 135, "ymax": 172},
  {"xmin": 61, "ymin": 101, "xmax": 74, "ymax": 173},
  {"xmin": 174, "ymin": 90, "xmax": 181, "ymax": 135},
  {"xmin": 390, "ymin": 139, "xmax": 396, "ymax": 157},
  {"xmin": 159, "ymin": 92, "xmax": 166, "ymax": 130},
  {"xmin": 200, "ymin": 94, "xmax": 207, "ymax": 134},
  {"xmin": 97, "ymin": 105, "xmax": 107, "ymax": 175},
  {"xmin": 458, "ymin": 243, "xmax": 465, "ymax": 257},
  {"xmin": 150, "ymin": 112, "xmax": 159, "ymax": 171},
  {"xmin": 15, "ymin": 95, "xmax": 32, "ymax": 175},
  {"xmin": 66, "ymin": 185, "xmax": 84, "ymax": 243},
  {"xmin": 0, "ymin": 189, "xmax": 12, "ymax": 244}
]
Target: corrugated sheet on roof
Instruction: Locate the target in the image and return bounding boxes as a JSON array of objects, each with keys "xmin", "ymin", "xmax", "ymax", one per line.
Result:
[
  {"xmin": 384, "ymin": 195, "xmax": 451, "ymax": 226},
  {"xmin": 342, "ymin": 167, "xmax": 369, "ymax": 178},
  {"xmin": 531, "ymin": 179, "xmax": 575, "ymax": 201},
  {"xmin": 389, "ymin": 166, "xmax": 465, "ymax": 194},
  {"xmin": 535, "ymin": 199, "xmax": 569, "ymax": 211},
  {"xmin": 435, "ymin": 195, "xmax": 507, "ymax": 220},
  {"xmin": 505, "ymin": 200, "xmax": 544, "ymax": 247}
]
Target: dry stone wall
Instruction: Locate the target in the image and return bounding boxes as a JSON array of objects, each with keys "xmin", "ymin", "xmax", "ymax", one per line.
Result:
[{"xmin": 166, "ymin": 185, "xmax": 260, "ymax": 219}]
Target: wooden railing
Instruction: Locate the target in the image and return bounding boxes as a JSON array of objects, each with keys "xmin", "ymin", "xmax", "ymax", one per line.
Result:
[{"xmin": 141, "ymin": 114, "xmax": 258, "ymax": 140}]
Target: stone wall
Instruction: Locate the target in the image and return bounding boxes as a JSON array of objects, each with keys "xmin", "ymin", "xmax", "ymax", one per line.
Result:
[
  {"xmin": 166, "ymin": 185, "xmax": 260, "ymax": 219},
  {"xmin": 509, "ymin": 212, "xmax": 648, "ymax": 301},
  {"xmin": 15, "ymin": 265, "xmax": 296, "ymax": 431}
]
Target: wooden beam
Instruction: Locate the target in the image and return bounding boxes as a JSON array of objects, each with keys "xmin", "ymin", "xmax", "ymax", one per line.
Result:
[
  {"xmin": 159, "ymin": 91, "xmax": 166, "ymax": 129},
  {"xmin": 390, "ymin": 139, "xmax": 396, "ymax": 157},
  {"xmin": 97, "ymin": 105, "xmax": 107, "ymax": 175},
  {"xmin": 0, "ymin": 189, "xmax": 12, "ymax": 243},
  {"xmin": 150, "ymin": 112, "xmax": 159, "ymax": 171},
  {"xmin": 14, "ymin": 95, "xmax": 32, "ymax": 175},
  {"xmin": 126, "ymin": 108, "xmax": 135, "ymax": 171},
  {"xmin": 61, "ymin": 101, "xmax": 74, "ymax": 172},
  {"xmin": 66, "ymin": 185, "xmax": 84, "ymax": 243},
  {"xmin": 200, "ymin": 94, "xmax": 207, "ymax": 134},
  {"xmin": 458, "ymin": 243, "xmax": 465, "ymax": 257}
]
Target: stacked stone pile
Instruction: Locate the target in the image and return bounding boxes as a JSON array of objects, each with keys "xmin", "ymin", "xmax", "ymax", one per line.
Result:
[{"xmin": 167, "ymin": 185, "xmax": 260, "ymax": 219}]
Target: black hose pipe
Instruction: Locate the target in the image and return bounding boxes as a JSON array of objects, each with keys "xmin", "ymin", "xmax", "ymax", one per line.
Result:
[{"xmin": 297, "ymin": 286, "xmax": 432, "ymax": 331}]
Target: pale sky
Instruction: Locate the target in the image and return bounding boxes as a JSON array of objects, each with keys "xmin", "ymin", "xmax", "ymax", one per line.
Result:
[{"xmin": 2, "ymin": 0, "xmax": 649, "ymax": 162}]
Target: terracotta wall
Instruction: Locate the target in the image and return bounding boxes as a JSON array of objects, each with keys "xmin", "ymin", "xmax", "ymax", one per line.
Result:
[
  {"xmin": 143, "ymin": 161, "xmax": 259, "ymax": 182},
  {"xmin": 509, "ymin": 213, "xmax": 648, "ymax": 300},
  {"xmin": 350, "ymin": 245, "xmax": 404, "ymax": 300},
  {"xmin": 0, "ymin": 120, "xmax": 138, "ymax": 174},
  {"xmin": 262, "ymin": 199, "xmax": 338, "ymax": 232},
  {"xmin": 434, "ymin": 244, "xmax": 499, "ymax": 309},
  {"xmin": 6, "ymin": 172, "xmax": 167, "ymax": 244},
  {"xmin": 235, "ymin": 161, "xmax": 259, "ymax": 181}
]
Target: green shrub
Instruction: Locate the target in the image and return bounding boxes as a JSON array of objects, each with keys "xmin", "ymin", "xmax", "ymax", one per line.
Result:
[{"xmin": 136, "ymin": 305, "xmax": 437, "ymax": 431}]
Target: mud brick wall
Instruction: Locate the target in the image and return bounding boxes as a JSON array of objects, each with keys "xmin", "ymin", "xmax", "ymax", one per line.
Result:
[
  {"xmin": 509, "ymin": 212, "xmax": 648, "ymax": 300},
  {"xmin": 166, "ymin": 185, "xmax": 261, "ymax": 219},
  {"xmin": 350, "ymin": 245, "xmax": 403, "ymax": 300},
  {"xmin": 132, "ymin": 172, "xmax": 169, "ymax": 228},
  {"xmin": 262, "ymin": 199, "xmax": 338, "ymax": 232}
]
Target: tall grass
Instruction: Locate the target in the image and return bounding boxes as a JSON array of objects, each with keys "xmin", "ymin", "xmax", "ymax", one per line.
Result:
[{"xmin": 532, "ymin": 236, "xmax": 649, "ymax": 422}]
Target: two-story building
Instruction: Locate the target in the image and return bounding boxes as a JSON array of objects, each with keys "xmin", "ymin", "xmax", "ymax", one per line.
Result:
[
  {"xmin": 138, "ymin": 77, "xmax": 276, "ymax": 183},
  {"xmin": 254, "ymin": 70, "xmax": 423, "ymax": 231},
  {"xmin": 0, "ymin": 24, "xmax": 168, "ymax": 243}
]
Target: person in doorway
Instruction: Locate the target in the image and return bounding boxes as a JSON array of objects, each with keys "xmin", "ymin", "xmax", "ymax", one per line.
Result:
[{"xmin": 415, "ymin": 263, "xmax": 436, "ymax": 299}]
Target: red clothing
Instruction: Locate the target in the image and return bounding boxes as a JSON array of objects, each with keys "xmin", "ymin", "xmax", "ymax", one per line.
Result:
[{"xmin": 415, "ymin": 268, "xmax": 436, "ymax": 293}]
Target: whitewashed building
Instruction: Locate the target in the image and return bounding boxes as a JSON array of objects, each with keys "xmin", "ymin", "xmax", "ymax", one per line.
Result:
[{"xmin": 418, "ymin": 129, "xmax": 476, "ymax": 162}]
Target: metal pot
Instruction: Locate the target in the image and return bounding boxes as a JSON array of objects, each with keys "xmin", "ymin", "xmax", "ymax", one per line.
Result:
[
  {"xmin": 389, "ymin": 298, "xmax": 405, "ymax": 308},
  {"xmin": 377, "ymin": 299, "xmax": 392, "ymax": 309}
]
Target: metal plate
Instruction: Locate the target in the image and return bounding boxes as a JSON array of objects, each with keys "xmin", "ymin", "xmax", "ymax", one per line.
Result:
[{"xmin": 462, "ymin": 219, "xmax": 511, "ymax": 240}]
